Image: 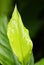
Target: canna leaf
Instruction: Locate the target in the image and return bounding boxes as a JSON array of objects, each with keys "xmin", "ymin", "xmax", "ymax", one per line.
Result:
[{"xmin": 7, "ymin": 5, "xmax": 33, "ymax": 65}]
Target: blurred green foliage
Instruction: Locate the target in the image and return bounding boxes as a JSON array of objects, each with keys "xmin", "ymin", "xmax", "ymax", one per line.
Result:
[
  {"xmin": 0, "ymin": 16, "xmax": 20, "ymax": 65},
  {"xmin": 0, "ymin": 0, "xmax": 14, "ymax": 17},
  {"xmin": 35, "ymin": 59, "xmax": 44, "ymax": 65}
]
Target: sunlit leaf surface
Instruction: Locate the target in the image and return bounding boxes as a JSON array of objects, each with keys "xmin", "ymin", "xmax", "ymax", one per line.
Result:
[{"xmin": 7, "ymin": 5, "xmax": 33, "ymax": 65}]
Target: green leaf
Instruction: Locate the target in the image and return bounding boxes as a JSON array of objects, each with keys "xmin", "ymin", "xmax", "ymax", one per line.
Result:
[
  {"xmin": 35, "ymin": 59, "xmax": 44, "ymax": 65},
  {"xmin": 7, "ymin": 5, "xmax": 33, "ymax": 65},
  {"xmin": 0, "ymin": 16, "xmax": 20, "ymax": 65},
  {"xmin": 28, "ymin": 54, "xmax": 34, "ymax": 65}
]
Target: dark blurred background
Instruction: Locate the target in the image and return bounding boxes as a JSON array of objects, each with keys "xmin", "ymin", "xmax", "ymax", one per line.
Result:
[{"xmin": 0, "ymin": 0, "xmax": 44, "ymax": 63}]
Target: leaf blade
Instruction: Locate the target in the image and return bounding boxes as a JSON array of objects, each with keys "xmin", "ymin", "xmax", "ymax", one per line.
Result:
[{"xmin": 7, "ymin": 5, "xmax": 33, "ymax": 65}]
